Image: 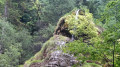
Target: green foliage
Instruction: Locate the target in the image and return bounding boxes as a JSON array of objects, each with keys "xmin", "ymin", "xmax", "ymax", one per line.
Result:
[
  {"xmin": 63, "ymin": 39, "xmax": 103, "ymax": 62},
  {"xmin": 64, "ymin": 9, "xmax": 98, "ymax": 39},
  {"xmin": 33, "ymin": 24, "xmax": 55, "ymax": 49},
  {"xmin": 37, "ymin": 24, "xmax": 55, "ymax": 39},
  {"xmin": 0, "ymin": 0, "xmax": 120, "ymax": 66},
  {"xmin": 62, "ymin": 7, "xmax": 119, "ymax": 66},
  {"xmin": 101, "ymin": 23, "xmax": 120, "ymax": 66},
  {"xmin": 0, "ymin": 0, "xmax": 5, "ymax": 4},
  {"xmin": 81, "ymin": 0, "xmax": 110, "ymax": 19},
  {"xmin": 17, "ymin": 29, "xmax": 34, "ymax": 64},
  {"xmin": 0, "ymin": 18, "xmax": 33, "ymax": 66},
  {"xmin": 62, "ymin": 1, "xmax": 120, "ymax": 66},
  {"xmin": 63, "ymin": 27, "xmax": 116, "ymax": 65},
  {"xmin": 115, "ymin": 42, "xmax": 120, "ymax": 66},
  {"xmin": 98, "ymin": 1, "xmax": 120, "ymax": 66},
  {"xmin": 0, "ymin": 45, "xmax": 21, "ymax": 67},
  {"xmin": 82, "ymin": 62, "xmax": 102, "ymax": 67},
  {"xmin": 40, "ymin": 0, "xmax": 75, "ymax": 23},
  {"xmin": 0, "ymin": 0, "xmax": 5, "ymax": 15}
]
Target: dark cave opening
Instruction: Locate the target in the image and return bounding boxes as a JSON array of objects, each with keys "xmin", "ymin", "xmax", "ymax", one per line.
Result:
[{"xmin": 54, "ymin": 18, "xmax": 72, "ymax": 38}]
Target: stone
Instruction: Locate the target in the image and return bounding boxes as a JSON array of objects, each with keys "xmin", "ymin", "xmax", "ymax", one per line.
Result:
[{"xmin": 60, "ymin": 61, "xmax": 68, "ymax": 67}]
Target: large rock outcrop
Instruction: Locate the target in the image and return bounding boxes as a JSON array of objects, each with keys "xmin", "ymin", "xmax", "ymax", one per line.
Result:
[
  {"xmin": 23, "ymin": 9, "xmax": 103, "ymax": 67},
  {"xmin": 24, "ymin": 35, "xmax": 78, "ymax": 67}
]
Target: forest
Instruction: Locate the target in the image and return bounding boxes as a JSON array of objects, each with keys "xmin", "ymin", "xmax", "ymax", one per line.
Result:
[{"xmin": 0, "ymin": 0, "xmax": 120, "ymax": 67}]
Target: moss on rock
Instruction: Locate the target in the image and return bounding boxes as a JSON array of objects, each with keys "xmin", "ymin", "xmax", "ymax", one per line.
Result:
[
  {"xmin": 54, "ymin": 9, "xmax": 100, "ymax": 40},
  {"xmin": 24, "ymin": 35, "xmax": 70, "ymax": 67},
  {"xmin": 23, "ymin": 9, "xmax": 103, "ymax": 67}
]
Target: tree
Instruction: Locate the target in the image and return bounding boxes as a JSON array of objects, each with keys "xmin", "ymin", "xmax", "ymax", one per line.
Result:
[
  {"xmin": 0, "ymin": 18, "xmax": 33, "ymax": 66},
  {"xmin": 81, "ymin": 0, "xmax": 109, "ymax": 18},
  {"xmin": 98, "ymin": 0, "xmax": 120, "ymax": 66},
  {"xmin": 40, "ymin": 0, "xmax": 75, "ymax": 24}
]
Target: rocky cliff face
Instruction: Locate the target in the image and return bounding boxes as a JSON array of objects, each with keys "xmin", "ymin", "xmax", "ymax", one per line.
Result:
[{"xmin": 23, "ymin": 9, "xmax": 103, "ymax": 67}]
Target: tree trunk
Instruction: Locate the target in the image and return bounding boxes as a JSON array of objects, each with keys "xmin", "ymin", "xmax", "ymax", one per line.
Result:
[{"xmin": 4, "ymin": 1, "xmax": 8, "ymax": 18}]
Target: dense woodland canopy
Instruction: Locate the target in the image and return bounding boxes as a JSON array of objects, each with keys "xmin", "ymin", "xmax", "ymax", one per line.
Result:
[{"xmin": 0, "ymin": 0, "xmax": 120, "ymax": 67}]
